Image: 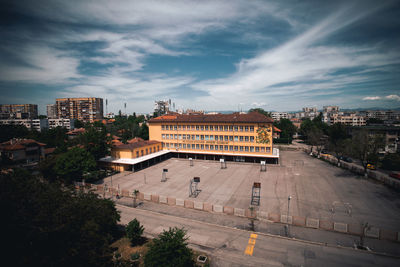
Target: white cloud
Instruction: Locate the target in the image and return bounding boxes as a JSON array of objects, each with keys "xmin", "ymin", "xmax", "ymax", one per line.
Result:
[
  {"xmin": 363, "ymin": 96, "xmax": 381, "ymax": 100},
  {"xmin": 385, "ymin": 95, "xmax": 400, "ymax": 101}
]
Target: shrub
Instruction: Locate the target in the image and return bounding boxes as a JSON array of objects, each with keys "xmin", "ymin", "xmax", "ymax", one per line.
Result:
[
  {"xmin": 144, "ymin": 227, "xmax": 194, "ymax": 267},
  {"xmin": 381, "ymin": 153, "xmax": 400, "ymax": 171},
  {"xmin": 126, "ymin": 218, "xmax": 144, "ymax": 246}
]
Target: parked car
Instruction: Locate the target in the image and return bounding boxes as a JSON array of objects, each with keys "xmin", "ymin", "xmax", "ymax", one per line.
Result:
[
  {"xmin": 339, "ymin": 156, "xmax": 353, "ymax": 163},
  {"xmin": 389, "ymin": 172, "xmax": 400, "ymax": 179},
  {"xmin": 367, "ymin": 163, "xmax": 376, "ymax": 170}
]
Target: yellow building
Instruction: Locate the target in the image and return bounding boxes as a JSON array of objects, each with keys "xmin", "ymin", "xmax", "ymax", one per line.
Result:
[
  {"xmin": 148, "ymin": 112, "xmax": 279, "ymax": 163},
  {"xmin": 100, "ymin": 140, "xmax": 165, "ymax": 172}
]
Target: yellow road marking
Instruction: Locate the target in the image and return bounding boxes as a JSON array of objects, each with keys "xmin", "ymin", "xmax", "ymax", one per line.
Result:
[{"xmin": 244, "ymin": 233, "xmax": 258, "ymax": 256}]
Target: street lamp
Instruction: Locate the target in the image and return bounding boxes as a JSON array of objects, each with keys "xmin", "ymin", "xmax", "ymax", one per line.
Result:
[{"xmin": 287, "ymin": 195, "xmax": 292, "ymax": 237}]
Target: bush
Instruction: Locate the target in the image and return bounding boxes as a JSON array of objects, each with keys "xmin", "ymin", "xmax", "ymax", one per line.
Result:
[
  {"xmin": 273, "ymin": 138, "xmax": 292, "ymax": 144},
  {"xmin": 126, "ymin": 218, "xmax": 144, "ymax": 246},
  {"xmin": 144, "ymin": 227, "xmax": 194, "ymax": 267}
]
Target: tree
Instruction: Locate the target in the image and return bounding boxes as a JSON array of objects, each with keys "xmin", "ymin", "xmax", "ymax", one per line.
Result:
[
  {"xmin": 274, "ymin": 118, "xmax": 296, "ymax": 140},
  {"xmin": 248, "ymin": 108, "xmax": 272, "ymax": 118},
  {"xmin": 308, "ymin": 127, "xmax": 325, "ymax": 156},
  {"xmin": 381, "ymin": 153, "xmax": 400, "ymax": 171},
  {"xmin": 1, "ymin": 169, "xmax": 120, "ymax": 266},
  {"xmin": 54, "ymin": 147, "xmax": 97, "ymax": 184},
  {"xmin": 79, "ymin": 123, "xmax": 110, "ymax": 159},
  {"xmin": 126, "ymin": 218, "xmax": 144, "ymax": 246},
  {"xmin": 351, "ymin": 130, "xmax": 384, "ymax": 174},
  {"xmin": 328, "ymin": 123, "xmax": 350, "ymax": 165},
  {"xmin": 144, "ymin": 227, "xmax": 194, "ymax": 267},
  {"xmin": 74, "ymin": 119, "xmax": 85, "ymax": 128}
]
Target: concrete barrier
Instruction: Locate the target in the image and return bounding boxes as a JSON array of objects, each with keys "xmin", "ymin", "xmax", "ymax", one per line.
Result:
[
  {"xmin": 306, "ymin": 218, "xmax": 319, "ymax": 229},
  {"xmin": 121, "ymin": 189, "xmax": 130, "ymax": 197},
  {"xmin": 203, "ymin": 202, "xmax": 213, "ymax": 212},
  {"xmin": 151, "ymin": 194, "xmax": 159, "ymax": 203},
  {"xmin": 380, "ymin": 229, "xmax": 397, "ymax": 241},
  {"xmin": 245, "ymin": 209, "xmax": 256, "ymax": 218},
  {"xmin": 159, "ymin": 195, "xmax": 167, "ymax": 204},
  {"xmin": 365, "ymin": 227, "xmax": 380, "ymax": 239},
  {"xmin": 184, "ymin": 199, "xmax": 194, "ymax": 209},
  {"xmin": 348, "ymin": 224, "xmax": 363, "ymax": 236},
  {"xmin": 280, "ymin": 215, "xmax": 293, "ymax": 224},
  {"xmin": 138, "ymin": 192, "xmax": 144, "ymax": 200},
  {"xmin": 176, "ymin": 198, "xmax": 184, "ymax": 207},
  {"xmin": 213, "ymin": 204, "xmax": 223, "ymax": 213},
  {"xmin": 334, "ymin": 222, "xmax": 348, "ymax": 233},
  {"xmin": 320, "ymin": 220, "xmax": 333, "ymax": 231},
  {"xmin": 257, "ymin": 211, "xmax": 268, "ymax": 220},
  {"xmin": 167, "ymin": 197, "xmax": 176, "ymax": 206},
  {"xmin": 144, "ymin": 193, "xmax": 151, "ymax": 201},
  {"xmin": 223, "ymin": 206, "xmax": 234, "ymax": 215},
  {"xmin": 234, "ymin": 208, "xmax": 245, "ymax": 217},
  {"xmin": 292, "ymin": 216, "xmax": 306, "ymax": 227},
  {"xmin": 268, "ymin": 213, "xmax": 280, "ymax": 222},
  {"xmin": 194, "ymin": 201, "xmax": 203, "ymax": 210}
]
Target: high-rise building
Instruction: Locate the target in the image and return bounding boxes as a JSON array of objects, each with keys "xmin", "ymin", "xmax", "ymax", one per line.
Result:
[
  {"xmin": 46, "ymin": 104, "xmax": 57, "ymax": 119},
  {"xmin": 0, "ymin": 104, "xmax": 38, "ymax": 119},
  {"xmin": 55, "ymin": 97, "xmax": 103, "ymax": 122}
]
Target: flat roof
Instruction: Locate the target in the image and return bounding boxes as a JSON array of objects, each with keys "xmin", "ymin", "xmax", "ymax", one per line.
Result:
[{"xmin": 99, "ymin": 150, "xmax": 170, "ymax": 165}]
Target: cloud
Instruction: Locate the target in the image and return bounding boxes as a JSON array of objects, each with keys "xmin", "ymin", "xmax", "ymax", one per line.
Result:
[
  {"xmin": 385, "ymin": 94, "xmax": 400, "ymax": 101},
  {"xmin": 363, "ymin": 96, "xmax": 381, "ymax": 100}
]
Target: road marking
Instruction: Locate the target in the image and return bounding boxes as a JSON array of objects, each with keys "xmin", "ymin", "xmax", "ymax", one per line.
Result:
[{"xmin": 244, "ymin": 233, "xmax": 258, "ymax": 256}]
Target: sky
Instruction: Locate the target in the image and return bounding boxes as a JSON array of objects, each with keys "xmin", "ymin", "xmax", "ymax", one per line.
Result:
[{"xmin": 0, "ymin": 0, "xmax": 399, "ymax": 115}]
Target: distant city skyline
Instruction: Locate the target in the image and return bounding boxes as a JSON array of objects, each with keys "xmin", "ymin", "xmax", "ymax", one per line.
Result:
[{"xmin": 0, "ymin": 0, "xmax": 399, "ymax": 115}]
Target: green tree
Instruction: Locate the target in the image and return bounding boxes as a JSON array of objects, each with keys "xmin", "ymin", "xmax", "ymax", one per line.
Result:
[
  {"xmin": 126, "ymin": 218, "xmax": 144, "ymax": 246},
  {"xmin": 144, "ymin": 227, "xmax": 194, "ymax": 267},
  {"xmin": 1, "ymin": 169, "xmax": 120, "ymax": 266},
  {"xmin": 248, "ymin": 108, "xmax": 272, "ymax": 118},
  {"xmin": 74, "ymin": 119, "xmax": 85, "ymax": 128},
  {"xmin": 79, "ymin": 123, "xmax": 110, "ymax": 159},
  {"xmin": 274, "ymin": 118, "xmax": 296, "ymax": 140},
  {"xmin": 328, "ymin": 123, "xmax": 350, "ymax": 165},
  {"xmin": 54, "ymin": 147, "xmax": 96, "ymax": 184},
  {"xmin": 351, "ymin": 130, "xmax": 384, "ymax": 174},
  {"xmin": 381, "ymin": 153, "xmax": 400, "ymax": 171}
]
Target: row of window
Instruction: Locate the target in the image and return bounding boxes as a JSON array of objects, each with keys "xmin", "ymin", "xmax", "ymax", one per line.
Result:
[
  {"xmin": 161, "ymin": 124, "xmax": 255, "ymax": 132},
  {"xmin": 162, "ymin": 134, "xmax": 256, "ymax": 142},
  {"xmin": 133, "ymin": 146, "xmax": 160, "ymax": 158},
  {"xmin": 163, "ymin": 142, "xmax": 271, "ymax": 153}
]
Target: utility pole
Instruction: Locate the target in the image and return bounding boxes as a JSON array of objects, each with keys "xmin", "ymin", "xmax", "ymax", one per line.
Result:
[{"xmin": 287, "ymin": 195, "xmax": 292, "ymax": 236}]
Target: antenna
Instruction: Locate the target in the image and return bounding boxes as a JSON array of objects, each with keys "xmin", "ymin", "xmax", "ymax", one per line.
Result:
[
  {"xmin": 106, "ymin": 99, "xmax": 108, "ymax": 115},
  {"xmin": 124, "ymin": 102, "xmax": 127, "ymax": 115}
]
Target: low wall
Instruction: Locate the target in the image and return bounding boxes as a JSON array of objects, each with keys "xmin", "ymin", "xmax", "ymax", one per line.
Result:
[{"xmin": 84, "ymin": 183, "xmax": 400, "ymax": 243}]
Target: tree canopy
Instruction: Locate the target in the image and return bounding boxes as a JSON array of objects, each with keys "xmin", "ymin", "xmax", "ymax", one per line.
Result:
[
  {"xmin": 248, "ymin": 108, "xmax": 271, "ymax": 118},
  {"xmin": 1, "ymin": 169, "xmax": 120, "ymax": 266}
]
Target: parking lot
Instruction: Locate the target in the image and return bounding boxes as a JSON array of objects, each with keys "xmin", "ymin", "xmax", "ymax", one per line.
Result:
[{"xmin": 100, "ymin": 150, "xmax": 400, "ymax": 231}]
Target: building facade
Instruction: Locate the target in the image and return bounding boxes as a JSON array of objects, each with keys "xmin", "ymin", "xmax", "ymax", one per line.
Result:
[
  {"xmin": 56, "ymin": 97, "xmax": 103, "ymax": 122},
  {"xmin": 148, "ymin": 112, "xmax": 279, "ymax": 163},
  {"xmin": 271, "ymin": 112, "xmax": 289, "ymax": 121},
  {"xmin": 0, "ymin": 119, "xmax": 48, "ymax": 132},
  {"xmin": 46, "ymin": 104, "xmax": 57, "ymax": 119},
  {"xmin": 0, "ymin": 104, "xmax": 38, "ymax": 119},
  {"xmin": 331, "ymin": 114, "xmax": 366, "ymax": 126},
  {"xmin": 48, "ymin": 118, "xmax": 75, "ymax": 130},
  {"xmin": 0, "ymin": 138, "xmax": 46, "ymax": 164}
]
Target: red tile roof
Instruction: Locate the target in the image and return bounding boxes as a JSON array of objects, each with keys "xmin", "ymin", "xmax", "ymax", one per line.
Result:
[
  {"xmin": 127, "ymin": 137, "xmax": 144, "ymax": 143},
  {"xmin": 149, "ymin": 112, "xmax": 273, "ymax": 124},
  {"xmin": 114, "ymin": 140, "xmax": 160, "ymax": 150},
  {"xmin": 0, "ymin": 139, "xmax": 46, "ymax": 151},
  {"xmin": 66, "ymin": 128, "xmax": 85, "ymax": 135}
]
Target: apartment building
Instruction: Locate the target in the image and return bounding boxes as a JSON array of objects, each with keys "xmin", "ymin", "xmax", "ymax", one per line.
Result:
[
  {"xmin": 56, "ymin": 97, "xmax": 103, "ymax": 122},
  {"xmin": 46, "ymin": 104, "xmax": 57, "ymax": 119},
  {"xmin": 271, "ymin": 112, "xmax": 289, "ymax": 121},
  {"xmin": 0, "ymin": 104, "xmax": 38, "ymax": 119},
  {"xmin": 0, "ymin": 119, "xmax": 48, "ymax": 132},
  {"xmin": 331, "ymin": 113, "xmax": 366, "ymax": 126},
  {"xmin": 148, "ymin": 112, "xmax": 279, "ymax": 163},
  {"xmin": 48, "ymin": 118, "xmax": 75, "ymax": 130}
]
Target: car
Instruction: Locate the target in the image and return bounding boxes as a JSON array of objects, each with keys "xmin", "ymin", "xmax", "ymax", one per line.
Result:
[
  {"xmin": 389, "ymin": 172, "xmax": 400, "ymax": 179},
  {"xmin": 366, "ymin": 163, "xmax": 376, "ymax": 170},
  {"xmin": 339, "ymin": 156, "xmax": 353, "ymax": 163}
]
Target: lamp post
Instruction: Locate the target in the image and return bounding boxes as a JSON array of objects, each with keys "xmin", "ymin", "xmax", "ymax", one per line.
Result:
[{"xmin": 287, "ymin": 195, "xmax": 292, "ymax": 236}]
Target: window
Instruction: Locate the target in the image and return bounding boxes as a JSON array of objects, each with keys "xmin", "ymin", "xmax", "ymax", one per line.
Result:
[
  {"xmin": 183, "ymin": 144, "xmax": 186, "ymax": 149},
  {"xmin": 174, "ymin": 134, "xmax": 177, "ymax": 139},
  {"xmin": 210, "ymin": 125, "xmax": 214, "ymax": 131},
  {"xmin": 179, "ymin": 143, "xmax": 182, "ymax": 148},
  {"xmin": 229, "ymin": 126, "xmax": 233, "ymax": 131},
  {"xmin": 166, "ymin": 134, "xmax": 169, "ymax": 139},
  {"xmin": 183, "ymin": 135, "xmax": 186, "ymax": 140},
  {"xmin": 245, "ymin": 126, "xmax": 249, "ymax": 132},
  {"xmin": 245, "ymin": 136, "xmax": 249, "ymax": 142},
  {"xmin": 165, "ymin": 125, "xmax": 169, "ymax": 130},
  {"xmin": 150, "ymin": 148, "xmax": 152, "ymax": 153},
  {"xmin": 162, "ymin": 134, "xmax": 165, "ymax": 139},
  {"xmin": 161, "ymin": 125, "xmax": 165, "ymax": 130},
  {"xmin": 219, "ymin": 135, "xmax": 223, "ymax": 141},
  {"xmin": 182, "ymin": 125, "xmax": 186, "ymax": 130},
  {"xmin": 201, "ymin": 144, "xmax": 204, "ymax": 150},
  {"xmin": 136, "ymin": 151, "xmax": 139, "ymax": 157},
  {"xmin": 245, "ymin": 146, "xmax": 249, "ymax": 152},
  {"xmin": 178, "ymin": 125, "xmax": 181, "ymax": 130},
  {"xmin": 239, "ymin": 126, "xmax": 243, "ymax": 131},
  {"xmin": 165, "ymin": 143, "xmax": 169, "ymax": 148},
  {"xmin": 196, "ymin": 144, "xmax": 200, "ymax": 149},
  {"xmin": 210, "ymin": 135, "xmax": 214, "ymax": 141},
  {"xmin": 224, "ymin": 136, "xmax": 228, "ymax": 141},
  {"xmin": 219, "ymin": 145, "xmax": 223, "ymax": 150},
  {"xmin": 219, "ymin": 126, "xmax": 224, "ymax": 131},
  {"xmin": 224, "ymin": 145, "xmax": 228, "ymax": 150},
  {"xmin": 250, "ymin": 136, "xmax": 254, "ymax": 142},
  {"xmin": 192, "ymin": 125, "xmax": 195, "ymax": 130},
  {"xmin": 196, "ymin": 135, "xmax": 200, "ymax": 140},
  {"xmin": 229, "ymin": 136, "xmax": 233, "ymax": 141},
  {"xmin": 191, "ymin": 135, "xmax": 195, "ymax": 140},
  {"xmin": 266, "ymin": 147, "xmax": 271, "ymax": 152},
  {"xmin": 234, "ymin": 126, "xmax": 238, "ymax": 131},
  {"xmin": 201, "ymin": 135, "xmax": 204, "ymax": 140},
  {"xmin": 255, "ymin": 147, "xmax": 259, "ymax": 152},
  {"xmin": 229, "ymin": 146, "xmax": 233, "ymax": 151},
  {"xmin": 210, "ymin": 145, "xmax": 214, "ymax": 150},
  {"xmin": 205, "ymin": 125, "xmax": 208, "ymax": 131},
  {"xmin": 240, "ymin": 146, "xmax": 244, "ymax": 151},
  {"xmin": 205, "ymin": 135, "xmax": 209, "ymax": 140},
  {"xmin": 250, "ymin": 147, "xmax": 254, "ymax": 152},
  {"xmin": 240, "ymin": 136, "xmax": 244, "ymax": 142},
  {"xmin": 178, "ymin": 134, "xmax": 182, "ymax": 140},
  {"xmin": 250, "ymin": 126, "xmax": 254, "ymax": 132},
  {"xmin": 200, "ymin": 125, "xmax": 204, "ymax": 131},
  {"xmin": 192, "ymin": 144, "xmax": 195, "ymax": 149},
  {"xmin": 224, "ymin": 126, "xmax": 228, "ymax": 131},
  {"xmin": 141, "ymin": 150, "xmax": 144, "ymax": 156},
  {"xmin": 174, "ymin": 125, "xmax": 177, "ymax": 130},
  {"xmin": 196, "ymin": 125, "xmax": 200, "ymax": 130},
  {"xmin": 234, "ymin": 146, "xmax": 238, "ymax": 151},
  {"xmin": 205, "ymin": 145, "xmax": 209, "ymax": 150},
  {"xmin": 234, "ymin": 136, "xmax": 238, "ymax": 142},
  {"xmin": 261, "ymin": 147, "xmax": 265, "ymax": 152}
]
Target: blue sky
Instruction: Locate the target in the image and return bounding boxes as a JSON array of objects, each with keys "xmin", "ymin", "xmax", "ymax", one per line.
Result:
[{"xmin": 0, "ymin": 0, "xmax": 399, "ymax": 114}]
